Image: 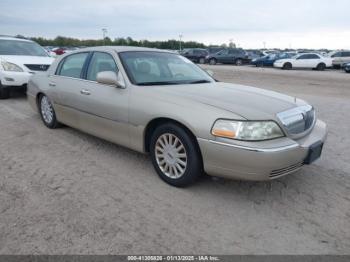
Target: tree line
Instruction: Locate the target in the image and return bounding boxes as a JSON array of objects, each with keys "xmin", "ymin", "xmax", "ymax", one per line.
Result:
[{"xmin": 29, "ymin": 36, "xmax": 207, "ymax": 50}]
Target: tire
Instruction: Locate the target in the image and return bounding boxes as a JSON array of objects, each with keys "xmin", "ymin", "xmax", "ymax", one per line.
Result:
[
  {"xmin": 38, "ymin": 94, "xmax": 60, "ymax": 129},
  {"xmin": 256, "ymin": 62, "xmax": 264, "ymax": 67},
  {"xmin": 282, "ymin": 62, "xmax": 292, "ymax": 70},
  {"xmin": 150, "ymin": 122, "xmax": 203, "ymax": 187},
  {"xmin": 316, "ymin": 63, "xmax": 326, "ymax": 71},
  {"xmin": 0, "ymin": 82, "xmax": 10, "ymax": 99},
  {"xmin": 198, "ymin": 57, "xmax": 205, "ymax": 64},
  {"xmin": 209, "ymin": 58, "xmax": 217, "ymax": 65},
  {"xmin": 235, "ymin": 59, "xmax": 243, "ymax": 66}
]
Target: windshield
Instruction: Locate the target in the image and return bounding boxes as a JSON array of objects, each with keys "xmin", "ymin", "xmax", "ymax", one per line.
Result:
[
  {"xmin": 119, "ymin": 51, "xmax": 214, "ymax": 86},
  {"xmin": 0, "ymin": 39, "xmax": 48, "ymax": 56}
]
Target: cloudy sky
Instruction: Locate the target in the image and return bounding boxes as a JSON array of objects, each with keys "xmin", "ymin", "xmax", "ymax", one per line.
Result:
[{"xmin": 0, "ymin": 0, "xmax": 349, "ymax": 49}]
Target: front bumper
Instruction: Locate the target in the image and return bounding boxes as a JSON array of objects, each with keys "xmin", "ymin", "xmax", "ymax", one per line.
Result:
[
  {"xmin": 197, "ymin": 119, "xmax": 327, "ymax": 181},
  {"xmin": 0, "ymin": 71, "xmax": 33, "ymax": 87},
  {"xmin": 273, "ymin": 62, "xmax": 283, "ymax": 68}
]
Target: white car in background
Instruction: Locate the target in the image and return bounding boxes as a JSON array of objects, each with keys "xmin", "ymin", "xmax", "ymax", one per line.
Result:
[
  {"xmin": 0, "ymin": 36, "xmax": 54, "ymax": 99},
  {"xmin": 274, "ymin": 53, "xmax": 332, "ymax": 71}
]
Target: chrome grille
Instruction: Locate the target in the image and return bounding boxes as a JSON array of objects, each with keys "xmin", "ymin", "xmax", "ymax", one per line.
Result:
[
  {"xmin": 277, "ymin": 105, "xmax": 315, "ymax": 136},
  {"xmin": 25, "ymin": 64, "xmax": 50, "ymax": 71}
]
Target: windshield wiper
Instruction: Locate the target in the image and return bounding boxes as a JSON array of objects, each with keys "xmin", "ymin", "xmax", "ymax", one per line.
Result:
[
  {"xmin": 137, "ymin": 81, "xmax": 182, "ymax": 86},
  {"xmin": 188, "ymin": 80, "xmax": 212, "ymax": 84}
]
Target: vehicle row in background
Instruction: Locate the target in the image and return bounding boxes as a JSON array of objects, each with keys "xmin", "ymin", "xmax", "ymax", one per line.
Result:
[{"xmin": 180, "ymin": 47, "xmax": 350, "ymax": 71}]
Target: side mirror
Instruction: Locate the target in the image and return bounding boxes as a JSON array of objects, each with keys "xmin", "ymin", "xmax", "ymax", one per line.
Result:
[
  {"xmin": 96, "ymin": 71, "xmax": 125, "ymax": 88},
  {"xmin": 206, "ymin": 69, "xmax": 214, "ymax": 77}
]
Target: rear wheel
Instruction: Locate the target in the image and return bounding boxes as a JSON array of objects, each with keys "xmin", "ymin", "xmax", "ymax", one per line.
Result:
[
  {"xmin": 282, "ymin": 62, "xmax": 292, "ymax": 70},
  {"xmin": 209, "ymin": 58, "xmax": 217, "ymax": 65},
  {"xmin": 198, "ymin": 57, "xmax": 206, "ymax": 64},
  {"xmin": 316, "ymin": 63, "xmax": 326, "ymax": 71},
  {"xmin": 0, "ymin": 82, "xmax": 10, "ymax": 99},
  {"xmin": 150, "ymin": 123, "xmax": 202, "ymax": 187},
  {"xmin": 39, "ymin": 94, "xmax": 60, "ymax": 129}
]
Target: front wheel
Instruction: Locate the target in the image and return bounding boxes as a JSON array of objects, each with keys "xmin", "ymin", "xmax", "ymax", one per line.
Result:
[
  {"xmin": 39, "ymin": 94, "xmax": 60, "ymax": 129},
  {"xmin": 0, "ymin": 83, "xmax": 10, "ymax": 99},
  {"xmin": 282, "ymin": 62, "xmax": 292, "ymax": 70},
  {"xmin": 150, "ymin": 123, "xmax": 203, "ymax": 187},
  {"xmin": 316, "ymin": 63, "xmax": 326, "ymax": 71}
]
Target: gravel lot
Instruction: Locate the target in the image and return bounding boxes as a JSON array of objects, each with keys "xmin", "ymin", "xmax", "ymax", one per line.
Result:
[{"xmin": 0, "ymin": 65, "xmax": 349, "ymax": 254}]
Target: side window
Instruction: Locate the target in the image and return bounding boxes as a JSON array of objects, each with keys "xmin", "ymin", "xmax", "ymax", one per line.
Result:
[
  {"xmin": 331, "ymin": 52, "xmax": 341, "ymax": 58},
  {"xmin": 342, "ymin": 52, "xmax": 350, "ymax": 57},
  {"xmin": 309, "ymin": 54, "xmax": 319, "ymax": 59},
  {"xmin": 297, "ymin": 54, "xmax": 308, "ymax": 60},
  {"xmin": 57, "ymin": 52, "xmax": 89, "ymax": 78},
  {"xmin": 87, "ymin": 52, "xmax": 118, "ymax": 81}
]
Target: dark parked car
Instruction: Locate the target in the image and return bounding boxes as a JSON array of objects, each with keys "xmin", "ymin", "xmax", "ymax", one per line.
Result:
[
  {"xmin": 207, "ymin": 48, "xmax": 250, "ymax": 65},
  {"xmin": 251, "ymin": 53, "xmax": 294, "ymax": 67},
  {"xmin": 343, "ymin": 62, "xmax": 350, "ymax": 73},
  {"xmin": 181, "ymin": 48, "xmax": 209, "ymax": 64}
]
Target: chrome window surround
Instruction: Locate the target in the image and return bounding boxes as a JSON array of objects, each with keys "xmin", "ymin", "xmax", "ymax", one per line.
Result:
[{"xmin": 277, "ymin": 105, "xmax": 316, "ymax": 139}]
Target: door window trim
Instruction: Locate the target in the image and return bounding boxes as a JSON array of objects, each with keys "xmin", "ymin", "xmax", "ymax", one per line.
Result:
[
  {"xmin": 55, "ymin": 51, "xmax": 92, "ymax": 79},
  {"xmin": 84, "ymin": 51, "xmax": 119, "ymax": 82}
]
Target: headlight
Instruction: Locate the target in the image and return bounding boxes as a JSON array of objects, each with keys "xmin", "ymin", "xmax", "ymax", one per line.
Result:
[
  {"xmin": 1, "ymin": 61, "xmax": 24, "ymax": 72},
  {"xmin": 211, "ymin": 120, "xmax": 284, "ymax": 141},
  {"xmin": 252, "ymin": 59, "xmax": 257, "ymax": 62}
]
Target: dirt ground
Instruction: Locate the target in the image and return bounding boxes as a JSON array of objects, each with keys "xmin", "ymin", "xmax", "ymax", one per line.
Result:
[{"xmin": 0, "ymin": 65, "xmax": 349, "ymax": 254}]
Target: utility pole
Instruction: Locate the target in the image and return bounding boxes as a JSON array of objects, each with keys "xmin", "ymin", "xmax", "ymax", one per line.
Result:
[
  {"xmin": 102, "ymin": 28, "xmax": 107, "ymax": 45},
  {"xmin": 179, "ymin": 34, "xmax": 183, "ymax": 51}
]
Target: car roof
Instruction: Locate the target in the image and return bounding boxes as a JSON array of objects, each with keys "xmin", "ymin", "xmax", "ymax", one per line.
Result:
[
  {"xmin": 74, "ymin": 46, "xmax": 175, "ymax": 54},
  {"xmin": 0, "ymin": 36, "xmax": 33, "ymax": 42}
]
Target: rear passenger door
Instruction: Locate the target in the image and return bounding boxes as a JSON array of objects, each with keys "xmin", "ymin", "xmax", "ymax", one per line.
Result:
[{"xmin": 49, "ymin": 52, "xmax": 91, "ymax": 125}]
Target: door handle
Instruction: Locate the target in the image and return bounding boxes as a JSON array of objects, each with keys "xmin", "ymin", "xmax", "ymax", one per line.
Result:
[
  {"xmin": 80, "ymin": 89, "xmax": 91, "ymax": 95},
  {"xmin": 49, "ymin": 82, "xmax": 56, "ymax": 87}
]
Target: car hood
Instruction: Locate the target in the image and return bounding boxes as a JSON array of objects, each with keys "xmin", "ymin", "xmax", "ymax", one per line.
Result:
[
  {"xmin": 153, "ymin": 82, "xmax": 306, "ymax": 120},
  {"xmin": 0, "ymin": 55, "xmax": 54, "ymax": 66}
]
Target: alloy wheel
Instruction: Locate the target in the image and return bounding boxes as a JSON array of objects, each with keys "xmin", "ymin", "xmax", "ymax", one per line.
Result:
[
  {"xmin": 40, "ymin": 96, "xmax": 54, "ymax": 124},
  {"xmin": 155, "ymin": 133, "xmax": 188, "ymax": 179}
]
